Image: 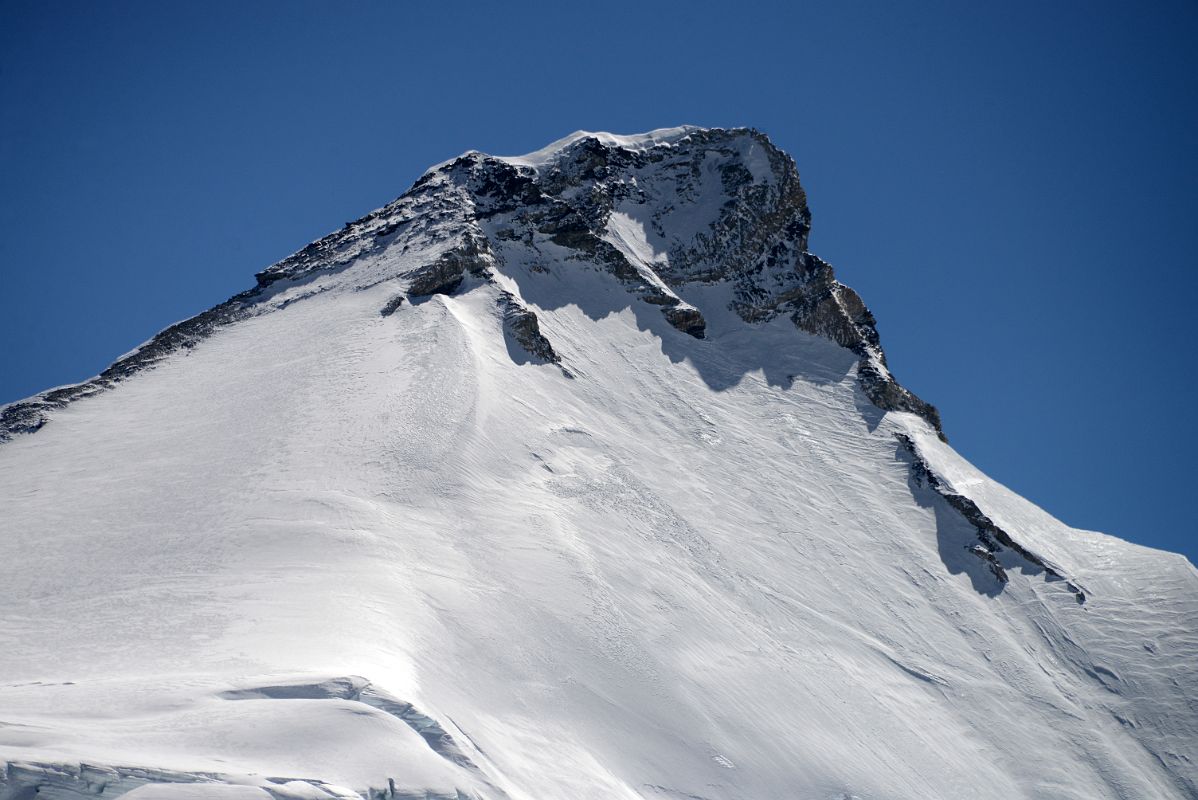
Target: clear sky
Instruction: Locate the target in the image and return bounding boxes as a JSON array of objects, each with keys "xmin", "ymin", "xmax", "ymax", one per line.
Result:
[{"xmin": 2, "ymin": 1, "xmax": 1195, "ymax": 565}]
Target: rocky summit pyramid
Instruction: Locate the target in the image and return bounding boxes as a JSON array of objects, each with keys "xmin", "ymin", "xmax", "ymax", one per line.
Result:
[{"xmin": 1, "ymin": 127, "xmax": 1195, "ymax": 800}]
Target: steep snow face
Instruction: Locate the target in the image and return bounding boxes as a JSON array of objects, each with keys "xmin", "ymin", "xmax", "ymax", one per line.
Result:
[{"xmin": 1, "ymin": 128, "xmax": 1196, "ymax": 800}]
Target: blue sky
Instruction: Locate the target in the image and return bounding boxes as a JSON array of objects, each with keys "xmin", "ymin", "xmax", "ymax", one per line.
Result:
[{"xmin": 2, "ymin": 1, "xmax": 1195, "ymax": 564}]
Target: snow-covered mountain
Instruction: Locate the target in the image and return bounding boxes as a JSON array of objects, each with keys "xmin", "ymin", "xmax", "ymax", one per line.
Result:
[{"xmin": 1, "ymin": 127, "xmax": 1194, "ymax": 800}]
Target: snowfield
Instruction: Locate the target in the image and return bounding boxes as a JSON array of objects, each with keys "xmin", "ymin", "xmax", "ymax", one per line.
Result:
[{"xmin": 1, "ymin": 128, "xmax": 1195, "ymax": 800}]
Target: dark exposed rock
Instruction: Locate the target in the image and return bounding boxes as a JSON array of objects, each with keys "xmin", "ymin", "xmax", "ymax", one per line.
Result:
[
  {"xmin": 859, "ymin": 361, "xmax": 943, "ymax": 436},
  {"xmin": 497, "ymin": 291, "xmax": 567, "ymax": 374},
  {"xmin": 968, "ymin": 543, "xmax": 1010, "ymax": 583},
  {"xmin": 662, "ymin": 305, "xmax": 707, "ymax": 339},
  {"xmin": 407, "ymin": 234, "xmax": 493, "ymax": 297},
  {"xmin": 380, "ymin": 295, "xmax": 406, "ymax": 316},
  {"xmin": 407, "ymin": 259, "xmax": 465, "ymax": 297},
  {"xmin": 896, "ymin": 433, "xmax": 1086, "ymax": 603}
]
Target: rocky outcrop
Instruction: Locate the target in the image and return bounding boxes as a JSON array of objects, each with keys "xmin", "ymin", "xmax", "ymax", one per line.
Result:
[
  {"xmin": 859, "ymin": 360, "xmax": 943, "ymax": 435},
  {"xmin": 407, "ymin": 234, "xmax": 494, "ymax": 298},
  {"xmin": 897, "ymin": 433, "xmax": 1086, "ymax": 603},
  {"xmin": 661, "ymin": 304, "xmax": 707, "ymax": 339},
  {"xmin": 497, "ymin": 291, "xmax": 563, "ymax": 366},
  {"xmin": 379, "ymin": 295, "xmax": 405, "ymax": 316}
]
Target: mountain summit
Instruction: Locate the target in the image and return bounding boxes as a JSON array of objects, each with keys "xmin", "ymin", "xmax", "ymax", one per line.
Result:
[
  {"xmin": 2, "ymin": 128, "xmax": 1195, "ymax": 800},
  {"xmin": 2, "ymin": 127, "xmax": 939, "ymax": 442}
]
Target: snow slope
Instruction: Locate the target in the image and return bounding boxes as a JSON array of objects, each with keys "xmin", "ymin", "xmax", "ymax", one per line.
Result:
[{"xmin": 1, "ymin": 128, "xmax": 1195, "ymax": 800}]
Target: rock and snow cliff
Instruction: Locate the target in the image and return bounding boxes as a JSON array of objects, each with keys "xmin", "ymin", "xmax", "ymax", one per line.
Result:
[{"xmin": 1, "ymin": 127, "xmax": 1195, "ymax": 800}]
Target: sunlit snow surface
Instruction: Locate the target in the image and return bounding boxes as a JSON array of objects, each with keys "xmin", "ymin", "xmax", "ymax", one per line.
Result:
[{"xmin": 2, "ymin": 130, "xmax": 1196, "ymax": 800}]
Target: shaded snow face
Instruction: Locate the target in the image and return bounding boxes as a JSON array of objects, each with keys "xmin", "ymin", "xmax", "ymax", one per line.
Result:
[{"xmin": 1, "ymin": 127, "xmax": 1196, "ymax": 800}]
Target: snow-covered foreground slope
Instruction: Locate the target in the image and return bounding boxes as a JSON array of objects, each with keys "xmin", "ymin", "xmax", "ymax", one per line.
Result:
[{"xmin": 2, "ymin": 128, "xmax": 1195, "ymax": 800}]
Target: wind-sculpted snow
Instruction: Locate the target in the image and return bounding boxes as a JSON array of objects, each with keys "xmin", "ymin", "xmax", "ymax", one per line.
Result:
[{"xmin": 1, "ymin": 128, "xmax": 1196, "ymax": 800}]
